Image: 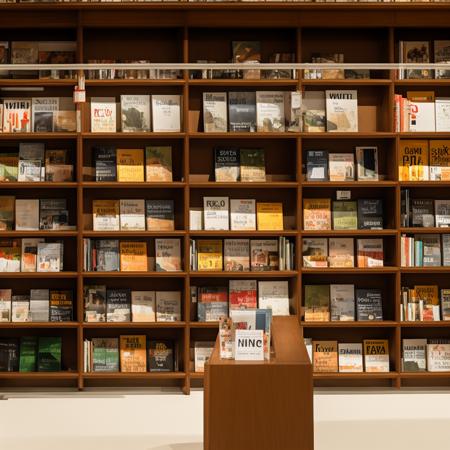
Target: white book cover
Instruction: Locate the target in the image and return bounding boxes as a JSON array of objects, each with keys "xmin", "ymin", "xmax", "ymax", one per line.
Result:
[
  {"xmin": 257, "ymin": 280, "xmax": 289, "ymax": 316},
  {"xmin": 403, "ymin": 338, "xmax": 427, "ymax": 371},
  {"xmin": 364, "ymin": 352, "xmax": 390, "ymax": 373},
  {"xmin": 131, "ymin": 291, "xmax": 156, "ymax": 322},
  {"xmin": 93, "ymin": 200, "xmax": 120, "ymax": 231},
  {"xmin": 120, "ymin": 95, "xmax": 151, "ymax": 132},
  {"xmin": 156, "ymin": 291, "xmax": 181, "ymax": 321},
  {"xmin": 189, "ymin": 207, "xmax": 203, "ymax": 231},
  {"xmin": 119, "ymin": 199, "xmax": 146, "ymax": 231},
  {"xmin": 409, "ymin": 101, "xmax": 435, "ymax": 132},
  {"xmin": 2, "ymin": 99, "xmax": 31, "ymax": 133},
  {"xmin": 30, "ymin": 289, "xmax": 49, "ymax": 322},
  {"xmin": 256, "ymin": 91, "xmax": 285, "ymax": 132},
  {"xmin": 330, "ymin": 284, "xmax": 355, "ymax": 321},
  {"xmin": 203, "ymin": 197, "xmax": 229, "ymax": 230},
  {"xmin": 152, "ymin": 95, "xmax": 181, "ymax": 132},
  {"xmin": 32, "ymin": 97, "xmax": 58, "ymax": 132},
  {"xmin": 203, "ymin": 92, "xmax": 227, "ymax": 132},
  {"xmin": 155, "ymin": 238, "xmax": 182, "ymax": 272},
  {"xmin": 427, "ymin": 342, "xmax": 450, "ymax": 372},
  {"xmin": 194, "ymin": 341, "xmax": 215, "ymax": 373},
  {"xmin": 0, "ymin": 290, "xmax": 11, "ymax": 322},
  {"xmin": 302, "ymin": 237, "xmax": 328, "ymax": 268},
  {"xmin": 91, "ymin": 97, "xmax": 117, "ymax": 132},
  {"xmin": 329, "ymin": 153, "xmax": 355, "ymax": 181},
  {"xmin": 325, "ymin": 90, "xmax": 358, "ymax": 132},
  {"xmin": 230, "ymin": 199, "xmax": 256, "ymax": 230},
  {"xmin": 229, "ymin": 309, "xmax": 257, "ymax": 330},
  {"xmin": 234, "ymin": 329, "xmax": 264, "ymax": 361},
  {"xmin": 435, "ymin": 200, "xmax": 450, "ymax": 228},
  {"xmin": 435, "ymin": 98, "xmax": 450, "ymax": 132},
  {"xmin": 224, "ymin": 239, "xmax": 250, "ymax": 272},
  {"xmin": 15, "ymin": 199, "xmax": 39, "ymax": 230},
  {"xmin": 12, "ymin": 299, "xmax": 30, "ymax": 322},
  {"xmin": 37, "ymin": 243, "xmax": 61, "ymax": 272},
  {"xmin": 338, "ymin": 343, "xmax": 363, "ymax": 373},
  {"xmin": 21, "ymin": 238, "xmax": 44, "ymax": 272},
  {"xmin": 328, "ymin": 237, "xmax": 354, "ymax": 268},
  {"xmin": 18, "ymin": 142, "xmax": 45, "ymax": 181}
]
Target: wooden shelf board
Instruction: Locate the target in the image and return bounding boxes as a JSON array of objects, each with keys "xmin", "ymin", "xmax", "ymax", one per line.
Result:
[
  {"xmin": 400, "ymin": 322, "xmax": 450, "ymax": 328},
  {"xmin": 0, "ymin": 372, "xmax": 79, "ymax": 379},
  {"xmin": 0, "ymin": 182, "xmax": 77, "ymax": 189},
  {"xmin": 189, "ymin": 132, "xmax": 299, "ymax": 140},
  {"xmin": 302, "ymin": 132, "xmax": 395, "ymax": 139},
  {"xmin": 83, "ymin": 372, "xmax": 185, "ymax": 380},
  {"xmin": 0, "ymin": 322, "xmax": 79, "ymax": 328},
  {"xmin": 301, "ymin": 321, "xmax": 397, "ymax": 328},
  {"xmin": 395, "ymin": 79, "xmax": 450, "ymax": 86},
  {"xmin": 83, "ymin": 271, "xmax": 187, "ymax": 278},
  {"xmin": 0, "ymin": 272, "xmax": 78, "ymax": 278},
  {"xmin": 302, "ymin": 79, "xmax": 391, "ymax": 86},
  {"xmin": 85, "ymin": 79, "xmax": 185, "ymax": 87},
  {"xmin": 399, "ymin": 132, "xmax": 450, "ymax": 138},
  {"xmin": 189, "ymin": 182, "xmax": 298, "ymax": 188},
  {"xmin": 301, "ymin": 229, "xmax": 396, "ymax": 236},
  {"xmin": 302, "ymin": 181, "xmax": 397, "ymax": 187},
  {"xmin": 400, "ymin": 227, "xmax": 450, "ymax": 234},
  {"xmin": 400, "ymin": 181, "xmax": 450, "ymax": 187},
  {"xmin": 189, "ymin": 270, "xmax": 298, "ymax": 278},
  {"xmin": 0, "ymin": 79, "xmax": 77, "ymax": 86},
  {"xmin": 190, "ymin": 322, "xmax": 219, "ymax": 329},
  {"xmin": 0, "ymin": 230, "xmax": 78, "ymax": 237},
  {"xmin": 189, "ymin": 230, "xmax": 297, "ymax": 237},
  {"xmin": 313, "ymin": 372, "xmax": 398, "ymax": 379},
  {"xmin": 400, "ymin": 372, "xmax": 450, "ymax": 379},
  {"xmin": 82, "ymin": 321, "xmax": 186, "ymax": 328},
  {"xmin": 0, "ymin": 133, "xmax": 77, "ymax": 140},
  {"xmin": 82, "ymin": 132, "xmax": 185, "ymax": 139},
  {"xmin": 83, "ymin": 230, "xmax": 186, "ymax": 237},
  {"xmin": 400, "ymin": 267, "xmax": 450, "ymax": 273},
  {"xmin": 189, "ymin": 79, "xmax": 299, "ymax": 87},
  {"xmin": 302, "ymin": 267, "xmax": 397, "ymax": 274},
  {"xmin": 82, "ymin": 181, "xmax": 186, "ymax": 188},
  {"xmin": 190, "ymin": 372, "xmax": 205, "ymax": 380}
]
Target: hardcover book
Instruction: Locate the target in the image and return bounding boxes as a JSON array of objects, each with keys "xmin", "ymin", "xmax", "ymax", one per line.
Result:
[
  {"xmin": 198, "ymin": 287, "xmax": 228, "ymax": 322},
  {"xmin": 120, "ymin": 335, "xmax": 146, "ymax": 373},
  {"xmin": 84, "ymin": 285, "xmax": 107, "ymax": 322},
  {"xmin": 91, "ymin": 97, "xmax": 116, "ymax": 133},
  {"xmin": 356, "ymin": 289, "xmax": 383, "ymax": 321},
  {"xmin": 0, "ymin": 196, "xmax": 14, "ymax": 230},
  {"xmin": 2, "ymin": 99, "xmax": 31, "ymax": 133},
  {"xmin": 148, "ymin": 340, "xmax": 174, "ymax": 372},
  {"xmin": 230, "ymin": 199, "xmax": 256, "ymax": 230},
  {"xmin": 313, "ymin": 340, "xmax": 338, "ymax": 372},
  {"xmin": 203, "ymin": 197, "xmax": 229, "ymax": 231},
  {"xmin": 214, "ymin": 147, "xmax": 239, "ymax": 182},
  {"xmin": 427, "ymin": 340, "xmax": 450, "ymax": 372},
  {"xmin": 106, "ymin": 288, "xmax": 131, "ymax": 322},
  {"xmin": 256, "ymin": 202, "xmax": 283, "ymax": 231},
  {"xmin": 92, "ymin": 199, "xmax": 120, "ymax": 231},
  {"xmin": 435, "ymin": 200, "xmax": 450, "ymax": 228},
  {"xmin": 197, "ymin": 239, "xmax": 223, "ymax": 271},
  {"xmin": 49, "ymin": 290, "xmax": 72, "ymax": 322},
  {"xmin": 398, "ymin": 140, "xmax": 429, "ymax": 181},
  {"xmin": 92, "ymin": 338, "xmax": 119, "ymax": 372},
  {"xmin": 434, "ymin": 41, "xmax": 450, "ymax": 79},
  {"xmin": 145, "ymin": 146, "xmax": 172, "ymax": 182},
  {"xmin": 232, "ymin": 41, "xmax": 261, "ymax": 80},
  {"xmin": 228, "ymin": 92, "xmax": 257, "ymax": 132},
  {"xmin": 356, "ymin": 146, "xmax": 378, "ymax": 181},
  {"xmin": 329, "ymin": 153, "xmax": 355, "ymax": 181},
  {"xmin": 37, "ymin": 337, "xmax": 61, "ymax": 372},
  {"xmin": 306, "ymin": 150, "xmax": 328, "ymax": 181},
  {"xmin": 156, "ymin": 291, "xmax": 181, "ymax": 322},
  {"xmin": 411, "ymin": 199, "xmax": 434, "ymax": 227},
  {"xmin": 194, "ymin": 341, "xmax": 215, "ymax": 373},
  {"xmin": 119, "ymin": 241, "xmax": 147, "ymax": 272},
  {"xmin": 119, "ymin": 199, "xmax": 146, "ymax": 231},
  {"xmin": 328, "ymin": 238, "xmax": 354, "ymax": 268},
  {"xmin": 332, "ymin": 201, "xmax": 357, "ymax": 230},
  {"xmin": 11, "ymin": 295, "xmax": 30, "ymax": 322},
  {"xmin": 304, "ymin": 285, "xmax": 330, "ymax": 322},
  {"xmin": 402, "ymin": 338, "xmax": 427, "ymax": 372},
  {"xmin": 95, "ymin": 239, "xmax": 119, "ymax": 272},
  {"xmin": 32, "ymin": 97, "xmax": 58, "ymax": 132},
  {"xmin": 224, "ymin": 239, "xmax": 250, "ymax": 272},
  {"xmin": 45, "ymin": 149, "xmax": 73, "ymax": 182},
  {"xmin": 429, "ymin": 140, "xmax": 450, "ymax": 181},
  {"xmin": 0, "ymin": 289, "xmax": 11, "ymax": 322},
  {"xmin": 37, "ymin": 243, "xmax": 61, "ymax": 272},
  {"xmin": 302, "ymin": 91, "xmax": 326, "ymax": 133},
  {"xmin": 120, "ymin": 94, "xmax": 151, "ymax": 132},
  {"xmin": 364, "ymin": 339, "xmax": 390, "ymax": 372},
  {"xmin": 116, "ymin": 149, "xmax": 145, "ymax": 182},
  {"xmin": 203, "ymin": 92, "xmax": 227, "ymax": 132},
  {"xmin": 39, "ymin": 198, "xmax": 69, "ymax": 230},
  {"xmin": 19, "ymin": 336, "xmax": 37, "ymax": 372},
  {"xmin": 155, "ymin": 238, "xmax": 181, "ymax": 272},
  {"xmin": 18, "ymin": 143, "xmax": 44, "ymax": 182},
  {"xmin": 330, "ymin": 284, "xmax": 355, "ymax": 321},
  {"xmin": 325, "ymin": 90, "xmax": 358, "ymax": 132},
  {"xmin": 258, "ymin": 280, "xmax": 289, "ymax": 316},
  {"xmin": 151, "ymin": 95, "xmax": 181, "ymax": 132},
  {"xmin": 303, "ymin": 199, "xmax": 331, "ymax": 230},
  {"xmin": 338, "ymin": 343, "xmax": 363, "ymax": 373},
  {"xmin": 146, "ymin": 200, "xmax": 175, "ymax": 231},
  {"xmin": 357, "ymin": 199, "xmax": 383, "ymax": 230},
  {"xmin": 94, "ymin": 147, "xmax": 116, "ymax": 182},
  {"xmin": 435, "ymin": 98, "xmax": 450, "ymax": 132},
  {"xmin": 357, "ymin": 238, "xmax": 384, "ymax": 268},
  {"xmin": 250, "ymin": 239, "xmax": 279, "ymax": 271},
  {"xmin": 0, "ymin": 339, "xmax": 19, "ymax": 372},
  {"xmin": 0, "ymin": 239, "xmax": 21, "ymax": 272},
  {"xmin": 255, "ymin": 91, "xmax": 285, "ymax": 132},
  {"xmin": 0, "ymin": 153, "xmax": 18, "ymax": 182},
  {"xmin": 239, "ymin": 148, "xmax": 265, "ymax": 182},
  {"xmin": 302, "ymin": 238, "xmax": 328, "ymax": 267},
  {"xmin": 229, "ymin": 279, "xmax": 257, "ymax": 310}
]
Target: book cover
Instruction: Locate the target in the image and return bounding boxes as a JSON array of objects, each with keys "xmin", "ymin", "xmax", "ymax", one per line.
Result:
[
  {"xmin": 37, "ymin": 243, "xmax": 61, "ymax": 272},
  {"xmin": 230, "ymin": 199, "xmax": 256, "ymax": 231},
  {"xmin": 258, "ymin": 280, "xmax": 289, "ymax": 316},
  {"xmin": 94, "ymin": 147, "xmax": 116, "ymax": 182},
  {"xmin": 156, "ymin": 291, "xmax": 181, "ymax": 322},
  {"xmin": 229, "ymin": 279, "xmax": 257, "ymax": 310},
  {"xmin": 95, "ymin": 239, "xmax": 120, "ymax": 272},
  {"xmin": 0, "ymin": 196, "xmax": 14, "ymax": 230},
  {"xmin": 313, "ymin": 340, "xmax": 338, "ymax": 372},
  {"xmin": 214, "ymin": 147, "xmax": 240, "ymax": 182},
  {"xmin": 328, "ymin": 238, "xmax": 354, "ymax": 268},
  {"xmin": 256, "ymin": 202, "xmax": 283, "ymax": 231},
  {"xmin": 120, "ymin": 94, "xmax": 151, "ymax": 132},
  {"xmin": 32, "ymin": 97, "xmax": 58, "ymax": 132},
  {"xmin": 49, "ymin": 290, "xmax": 72, "ymax": 322},
  {"xmin": 302, "ymin": 238, "xmax": 328, "ymax": 267},
  {"xmin": 239, "ymin": 148, "xmax": 265, "ymax": 182},
  {"xmin": 329, "ymin": 153, "xmax": 355, "ymax": 181},
  {"xmin": 148, "ymin": 340, "xmax": 174, "ymax": 372},
  {"xmin": 338, "ymin": 343, "xmax": 363, "ymax": 373},
  {"xmin": 0, "ymin": 240, "xmax": 21, "ymax": 272},
  {"xmin": 151, "ymin": 95, "xmax": 181, "ymax": 132},
  {"xmin": 429, "ymin": 140, "xmax": 450, "ymax": 181},
  {"xmin": 356, "ymin": 146, "xmax": 378, "ymax": 181},
  {"xmin": 30, "ymin": 288, "xmax": 49, "ymax": 322},
  {"xmin": 0, "ymin": 339, "xmax": 19, "ymax": 372},
  {"xmin": 302, "ymin": 91, "xmax": 326, "ymax": 132},
  {"xmin": 39, "ymin": 198, "xmax": 69, "ymax": 230},
  {"xmin": 330, "ymin": 284, "xmax": 355, "ymax": 321},
  {"xmin": 364, "ymin": 339, "xmax": 390, "ymax": 372},
  {"xmin": 145, "ymin": 146, "xmax": 172, "ymax": 182},
  {"xmin": 407, "ymin": 91, "xmax": 435, "ymax": 132},
  {"xmin": 232, "ymin": 41, "xmax": 261, "ymax": 79},
  {"xmin": 84, "ymin": 285, "xmax": 107, "ymax": 322},
  {"xmin": 356, "ymin": 289, "xmax": 383, "ymax": 321},
  {"xmin": 106, "ymin": 288, "xmax": 131, "ymax": 322},
  {"xmin": 403, "ymin": 338, "xmax": 427, "ymax": 372},
  {"xmin": 203, "ymin": 92, "xmax": 227, "ymax": 132},
  {"xmin": 194, "ymin": 341, "xmax": 215, "ymax": 373},
  {"xmin": 92, "ymin": 338, "xmax": 119, "ymax": 372},
  {"xmin": 19, "ymin": 336, "xmax": 37, "ymax": 372},
  {"xmin": 131, "ymin": 291, "xmax": 156, "ymax": 322},
  {"xmin": 357, "ymin": 199, "xmax": 383, "ymax": 230},
  {"xmin": 120, "ymin": 335, "xmax": 146, "ymax": 373},
  {"xmin": 306, "ymin": 150, "xmax": 328, "ymax": 181},
  {"xmin": 250, "ymin": 239, "xmax": 279, "ymax": 271},
  {"xmin": 0, "ymin": 289, "xmax": 11, "ymax": 322},
  {"xmin": 435, "ymin": 98, "xmax": 450, "ymax": 132},
  {"xmin": 228, "ymin": 92, "xmax": 257, "ymax": 132},
  {"xmin": 119, "ymin": 199, "xmax": 146, "ymax": 231},
  {"xmin": 2, "ymin": 99, "xmax": 31, "ymax": 133},
  {"xmin": 303, "ymin": 199, "xmax": 331, "ymax": 230},
  {"xmin": 18, "ymin": 142, "xmax": 44, "ymax": 182},
  {"xmin": 402, "ymin": 41, "xmax": 431, "ymax": 79},
  {"xmin": 119, "ymin": 241, "xmax": 148, "ymax": 272},
  {"xmin": 45, "ymin": 149, "xmax": 73, "ymax": 182},
  {"xmin": 256, "ymin": 91, "xmax": 285, "ymax": 132},
  {"xmin": 197, "ymin": 239, "xmax": 223, "ymax": 271},
  {"xmin": 116, "ymin": 149, "xmax": 145, "ymax": 182},
  {"xmin": 398, "ymin": 140, "xmax": 429, "ymax": 181},
  {"xmin": 224, "ymin": 239, "xmax": 250, "ymax": 272},
  {"xmin": 198, "ymin": 287, "xmax": 228, "ymax": 322},
  {"xmin": 155, "ymin": 238, "xmax": 182, "ymax": 272},
  {"xmin": 434, "ymin": 41, "xmax": 450, "ymax": 79},
  {"xmin": 203, "ymin": 197, "xmax": 229, "ymax": 231},
  {"xmin": 357, "ymin": 238, "xmax": 384, "ymax": 268},
  {"xmin": 92, "ymin": 199, "xmax": 120, "ymax": 231},
  {"xmin": 332, "ymin": 200, "xmax": 357, "ymax": 230},
  {"xmin": 304, "ymin": 285, "xmax": 330, "ymax": 322},
  {"xmin": 441, "ymin": 288, "xmax": 450, "ymax": 321},
  {"xmin": 38, "ymin": 337, "xmax": 62, "ymax": 372},
  {"xmin": 11, "ymin": 295, "xmax": 30, "ymax": 322},
  {"xmin": 435, "ymin": 200, "xmax": 450, "ymax": 228},
  {"xmin": 0, "ymin": 153, "xmax": 18, "ymax": 182},
  {"xmin": 428, "ymin": 340, "xmax": 450, "ymax": 372},
  {"xmin": 91, "ymin": 97, "xmax": 116, "ymax": 133},
  {"xmin": 325, "ymin": 90, "xmax": 358, "ymax": 132},
  {"xmin": 411, "ymin": 198, "xmax": 434, "ymax": 227},
  {"xmin": 146, "ymin": 200, "xmax": 175, "ymax": 231}
]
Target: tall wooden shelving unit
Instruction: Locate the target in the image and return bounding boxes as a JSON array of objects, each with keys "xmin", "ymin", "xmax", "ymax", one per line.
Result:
[{"xmin": 0, "ymin": 2, "xmax": 450, "ymax": 392}]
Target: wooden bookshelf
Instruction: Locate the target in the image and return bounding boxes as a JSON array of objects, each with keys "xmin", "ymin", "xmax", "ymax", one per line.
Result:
[{"xmin": 1, "ymin": 2, "xmax": 450, "ymax": 392}]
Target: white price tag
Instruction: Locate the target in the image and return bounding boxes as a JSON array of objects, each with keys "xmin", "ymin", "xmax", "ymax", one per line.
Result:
[{"xmin": 337, "ymin": 190, "xmax": 351, "ymax": 200}]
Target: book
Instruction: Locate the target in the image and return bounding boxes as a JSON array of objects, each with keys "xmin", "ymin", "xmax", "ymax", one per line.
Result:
[
  {"xmin": 364, "ymin": 339, "xmax": 390, "ymax": 372},
  {"xmin": 214, "ymin": 147, "xmax": 239, "ymax": 182},
  {"xmin": 120, "ymin": 94, "xmax": 151, "ymax": 132},
  {"xmin": 398, "ymin": 140, "xmax": 429, "ymax": 181},
  {"xmin": 148, "ymin": 340, "xmax": 174, "ymax": 372},
  {"xmin": 49, "ymin": 290, "xmax": 72, "ymax": 322},
  {"xmin": 53, "ymin": 97, "xmax": 76, "ymax": 133},
  {"xmin": 0, "ymin": 289, "xmax": 11, "ymax": 322},
  {"xmin": 94, "ymin": 147, "xmax": 116, "ymax": 182},
  {"xmin": 250, "ymin": 240, "xmax": 278, "ymax": 271},
  {"xmin": 325, "ymin": 90, "xmax": 358, "ymax": 132},
  {"xmin": 411, "ymin": 199, "xmax": 434, "ymax": 227},
  {"xmin": 92, "ymin": 338, "xmax": 119, "ymax": 372},
  {"xmin": 330, "ymin": 284, "xmax": 355, "ymax": 321},
  {"xmin": 357, "ymin": 238, "xmax": 384, "ymax": 267},
  {"xmin": 256, "ymin": 202, "xmax": 283, "ymax": 231},
  {"xmin": 0, "ymin": 196, "xmax": 14, "ymax": 230},
  {"xmin": 304, "ymin": 285, "xmax": 330, "ymax": 322},
  {"xmin": 407, "ymin": 91, "xmax": 435, "ymax": 132},
  {"xmin": 302, "ymin": 238, "xmax": 328, "ymax": 267},
  {"xmin": 18, "ymin": 142, "xmax": 44, "ymax": 182},
  {"xmin": 435, "ymin": 200, "xmax": 450, "ymax": 228},
  {"xmin": 146, "ymin": 200, "xmax": 175, "ymax": 231},
  {"xmin": 402, "ymin": 339, "xmax": 427, "ymax": 372},
  {"xmin": 239, "ymin": 148, "xmax": 266, "ymax": 182},
  {"xmin": 155, "ymin": 238, "xmax": 181, "ymax": 272},
  {"xmin": 194, "ymin": 341, "xmax": 215, "ymax": 373},
  {"xmin": 84, "ymin": 285, "xmax": 106, "ymax": 322},
  {"xmin": 306, "ymin": 150, "xmax": 328, "ymax": 182},
  {"xmin": 38, "ymin": 41, "xmax": 76, "ymax": 80},
  {"xmin": 230, "ymin": 199, "xmax": 256, "ymax": 231},
  {"xmin": 427, "ymin": 340, "xmax": 450, "ymax": 372},
  {"xmin": 303, "ymin": 199, "xmax": 331, "ymax": 230},
  {"xmin": 338, "ymin": 343, "xmax": 363, "ymax": 373},
  {"xmin": 232, "ymin": 41, "xmax": 261, "ymax": 79},
  {"xmin": 119, "ymin": 241, "xmax": 147, "ymax": 272},
  {"xmin": 32, "ymin": 97, "xmax": 58, "ymax": 132},
  {"xmin": 203, "ymin": 197, "xmax": 229, "ymax": 230},
  {"xmin": 256, "ymin": 91, "xmax": 285, "ymax": 132},
  {"xmin": 21, "ymin": 236, "xmax": 42, "ymax": 272},
  {"xmin": 120, "ymin": 199, "xmax": 145, "ymax": 231},
  {"xmin": 229, "ymin": 279, "xmax": 257, "ymax": 310},
  {"xmin": 313, "ymin": 340, "xmax": 338, "ymax": 372},
  {"xmin": 96, "ymin": 239, "xmax": 119, "ymax": 272},
  {"xmin": 156, "ymin": 291, "xmax": 181, "ymax": 322},
  {"xmin": 416, "ymin": 234, "xmax": 441, "ymax": 266},
  {"xmin": 357, "ymin": 199, "xmax": 383, "ymax": 230},
  {"xmin": 120, "ymin": 335, "xmax": 146, "ymax": 372},
  {"xmin": 2, "ymin": 99, "xmax": 31, "ymax": 133},
  {"xmin": 329, "ymin": 153, "xmax": 355, "ymax": 181},
  {"xmin": 37, "ymin": 243, "xmax": 61, "ymax": 272},
  {"xmin": 430, "ymin": 140, "xmax": 450, "ymax": 181},
  {"xmin": 145, "ymin": 146, "xmax": 172, "ymax": 182},
  {"xmin": 441, "ymin": 288, "xmax": 450, "ymax": 321},
  {"xmin": 332, "ymin": 201, "xmax": 357, "ymax": 230},
  {"xmin": 45, "ymin": 149, "xmax": 73, "ymax": 182},
  {"xmin": 328, "ymin": 238, "xmax": 354, "ymax": 268},
  {"xmin": 116, "ymin": 149, "xmax": 145, "ymax": 182},
  {"xmin": 15, "ymin": 198, "xmax": 39, "ymax": 231},
  {"xmin": 12, "ymin": 295, "xmax": 30, "ymax": 322},
  {"xmin": 0, "ymin": 153, "xmax": 18, "ymax": 182},
  {"xmin": 39, "ymin": 198, "xmax": 69, "ymax": 230},
  {"xmin": 197, "ymin": 239, "xmax": 223, "ymax": 271},
  {"xmin": 224, "ymin": 239, "xmax": 250, "ymax": 272},
  {"xmin": 0, "ymin": 239, "xmax": 21, "ymax": 272},
  {"xmin": 151, "ymin": 95, "xmax": 181, "ymax": 132},
  {"xmin": 0, "ymin": 339, "xmax": 19, "ymax": 372},
  {"xmin": 302, "ymin": 91, "xmax": 326, "ymax": 133},
  {"xmin": 107, "ymin": 289, "xmax": 131, "ymax": 322},
  {"xmin": 91, "ymin": 97, "xmax": 116, "ymax": 133},
  {"xmin": 19, "ymin": 336, "xmax": 37, "ymax": 372},
  {"xmin": 443, "ymin": 235, "xmax": 450, "ymax": 267},
  {"xmin": 435, "ymin": 98, "xmax": 450, "ymax": 132},
  {"xmin": 30, "ymin": 289, "xmax": 49, "ymax": 322},
  {"xmin": 203, "ymin": 92, "xmax": 227, "ymax": 132},
  {"xmin": 356, "ymin": 147, "xmax": 378, "ymax": 181},
  {"xmin": 197, "ymin": 287, "xmax": 228, "ymax": 322},
  {"xmin": 228, "ymin": 92, "xmax": 257, "ymax": 132},
  {"xmin": 356, "ymin": 289, "xmax": 383, "ymax": 321},
  {"xmin": 37, "ymin": 337, "xmax": 61, "ymax": 372},
  {"xmin": 92, "ymin": 199, "xmax": 120, "ymax": 231},
  {"xmin": 401, "ymin": 41, "xmax": 431, "ymax": 79},
  {"xmin": 434, "ymin": 41, "xmax": 450, "ymax": 79},
  {"xmin": 258, "ymin": 280, "xmax": 289, "ymax": 316}
]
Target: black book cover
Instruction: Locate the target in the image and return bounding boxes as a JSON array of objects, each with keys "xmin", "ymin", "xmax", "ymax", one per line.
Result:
[
  {"xmin": 94, "ymin": 146, "xmax": 117, "ymax": 182},
  {"xmin": 228, "ymin": 92, "xmax": 256, "ymax": 132},
  {"xmin": 356, "ymin": 289, "xmax": 383, "ymax": 321},
  {"xmin": 306, "ymin": 150, "xmax": 328, "ymax": 181},
  {"xmin": 148, "ymin": 340, "xmax": 174, "ymax": 372},
  {"xmin": 357, "ymin": 199, "xmax": 383, "ymax": 229},
  {"xmin": 49, "ymin": 290, "xmax": 73, "ymax": 322},
  {"xmin": 411, "ymin": 199, "xmax": 434, "ymax": 227},
  {"xmin": 214, "ymin": 147, "xmax": 240, "ymax": 180},
  {"xmin": 0, "ymin": 338, "xmax": 19, "ymax": 372}
]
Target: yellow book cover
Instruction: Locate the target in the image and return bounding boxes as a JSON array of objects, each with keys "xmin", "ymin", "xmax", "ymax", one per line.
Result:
[
  {"xmin": 92, "ymin": 199, "xmax": 120, "ymax": 231},
  {"xmin": 197, "ymin": 239, "xmax": 223, "ymax": 271},
  {"xmin": 256, "ymin": 202, "xmax": 283, "ymax": 231},
  {"xmin": 120, "ymin": 335, "xmax": 146, "ymax": 372},
  {"xmin": 414, "ymin": 285, "xmax": 439, "ymax": 305},
  {"xmin": 303, "ymin": 199, "xmax": 331, "ymax": 230},
  {"xmin": 429, "ymin": 140, "xmax": 450, "ymax": 181},
  {"xmin": 313, "ymin": 340, "xmax": 338, "ymax": 373},
  {"xmin": 117, "ymin": 149, "xmax": 144, "ymax": 182},
  {"xmin": 119, "ymin": 241, "xmax": 148, "ymax": 272},
  {"xmin": 398, "ymin": 140, "xmax": 429, "ymax": 181}
]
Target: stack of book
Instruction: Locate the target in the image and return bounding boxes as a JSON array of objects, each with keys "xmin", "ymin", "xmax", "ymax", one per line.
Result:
[{"xmin": 400, "ymin": 285, "xmax": 450, "ymax": 322}]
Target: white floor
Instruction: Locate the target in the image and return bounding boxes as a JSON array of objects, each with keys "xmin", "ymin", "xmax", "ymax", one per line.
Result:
[{"xmin": 1, "ymin": 390, "xmax": 450, "ymax": 449}]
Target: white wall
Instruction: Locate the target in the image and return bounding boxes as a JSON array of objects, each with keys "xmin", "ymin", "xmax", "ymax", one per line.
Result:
[{"xmin": 1, "ymin": 390, "xmax": 450, "ymax": 450}]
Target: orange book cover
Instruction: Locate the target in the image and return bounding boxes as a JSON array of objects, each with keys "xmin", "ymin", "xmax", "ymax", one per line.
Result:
[
  {"xmin": 119, "ymin": 241, "xmax": 148, "ymax": 272},
  {"xmin": 120, "ymin": 335, "xmax": 146, "ymax": 372}
]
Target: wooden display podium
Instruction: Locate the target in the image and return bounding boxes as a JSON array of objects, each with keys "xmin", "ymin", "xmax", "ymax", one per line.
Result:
[{"xmin": 204, "ymin": 316, "xmax": 313, "ymax": 450}]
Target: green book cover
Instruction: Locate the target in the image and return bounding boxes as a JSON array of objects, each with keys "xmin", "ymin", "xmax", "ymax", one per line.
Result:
[
  {"xmin": 0, "ymin": 153, "xmax": 18, "ymax": 182},
  {"xmin": 304, "ymin": 285, "xmax": 330, "ymax": 321},
  {"xmin": 19, "ymin": 336, "xmax": 37, "ymax": 372},
  {"xmin": 240, "ymin": 148, "xmax": 266, "ymax": 182},
  {"xmin": 332, "ymin": 201, "xmax": 357, "ymax": 230},
  {"xmin": 92, "ymin": 337, "xmax": 119, "ymax": 372},
  {"xmin": 38, "ymin": 336, "xmax": 62, "ymax": 372}
]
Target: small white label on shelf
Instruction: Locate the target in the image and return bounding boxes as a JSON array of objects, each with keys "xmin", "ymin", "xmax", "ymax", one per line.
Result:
[{"xmin": 337, "ymin": 190, "xmax": 351, "ymax": 200}]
